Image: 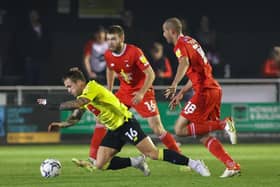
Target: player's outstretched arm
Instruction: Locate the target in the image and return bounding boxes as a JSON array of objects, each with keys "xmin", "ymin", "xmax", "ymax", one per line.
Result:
[
  {"xmin": 59, "ymin": 97, "xmax": 90, "ymax": 110},
  {"xmin": 48, "ymin": 109, "xmax": 85, "ymax": 131}
]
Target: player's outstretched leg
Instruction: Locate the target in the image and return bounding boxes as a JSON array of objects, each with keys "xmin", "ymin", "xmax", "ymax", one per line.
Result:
[
  {"xmin": 137, "ymin": 137, "xmax": 211, "ymax": 177},
  {"xmin": 158, "ymin": 149, "xmax": 211, "ymax": 177}
]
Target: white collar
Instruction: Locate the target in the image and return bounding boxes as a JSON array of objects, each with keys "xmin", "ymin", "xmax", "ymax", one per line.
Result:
[{"xmin": 112, "ymin": 44, "xmax": 127, "ymax": 57}]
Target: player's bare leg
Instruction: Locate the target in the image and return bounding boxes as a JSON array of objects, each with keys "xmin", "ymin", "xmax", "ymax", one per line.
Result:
[
  {"xmin": 135, "ymin": 136, "xmax": 210, "ymax": 177},
  {"xmin": 174, "ymin": 116, "xmax": 190, "ymax": 136},
  {"xmin": 94, "ymin": 146, "xmax": 118, "ymax": 169},
  {"xmin": 147, "ymin": 115, "xmax": 181, "ymax": 153}
]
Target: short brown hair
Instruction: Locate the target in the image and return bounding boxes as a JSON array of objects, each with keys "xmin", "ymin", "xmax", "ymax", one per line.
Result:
[
  {"xmin": 62, "ymin": 67, "xmax": 86, "ymax": 82},
  {"xmin": 164, "ymin": 17, "xmax": 182, "ymax": 33},
  {"xmin": 108, "ymin": 25, "xmax": 124, "ymax": 37}
]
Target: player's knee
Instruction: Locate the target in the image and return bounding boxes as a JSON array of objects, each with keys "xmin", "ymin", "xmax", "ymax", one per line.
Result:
[
  {"xmin": 95, "ymin": 163, "xmax": 103, "ymax": 170},
  {"xmin": 200, "ymin": 135, "xmax": 210, "ymax": 144},
  {"xmin": 94, "ymin": 160, "xmax": 105, "ymax": 170},
  {"xmin": 145, "ymin": 150, "xmax": 159, "ymax": 160},
  {"xmin": 174, "ymin": 126, "xmax": 185, "ymax": 137},
  {"xmin": 148, "ymin": 152, "xmax": 158, "ymax": 160},
  {"xmin": 153, "ymin": 127, "xmax": 165, "ymax": 136},
  {"xmin": 151, "ymin": 124, "xmax": 165, "ymax": 136}
]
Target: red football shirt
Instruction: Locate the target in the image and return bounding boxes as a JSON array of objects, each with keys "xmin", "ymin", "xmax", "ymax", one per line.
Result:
[
  {"xmin": 105, "ymin": 44, "xmax": 150, "ymax": 92},
  {"xmin": 174, "ymin": 36, "xmax": 220, "ymax": 92}
]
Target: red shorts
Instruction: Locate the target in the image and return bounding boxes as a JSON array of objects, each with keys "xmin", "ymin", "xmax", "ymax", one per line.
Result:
[
  {"xmin": 115, "ymin": 88, "xmax": 159, "ymax": 118},
  {"xmin": 181, "ymin": 88, "xmax": 222, "ymax": 123}
]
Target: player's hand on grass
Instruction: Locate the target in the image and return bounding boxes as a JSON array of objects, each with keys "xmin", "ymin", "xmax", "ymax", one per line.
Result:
[
  {"xmin": 132, "ymin": 91, "xmax": 144, "ymax": 105},
  {"xmin": 168, "ymin": 93, "xmax": 183, "ymax": 110},
  {"xmin": 37, "ymin": 98, "xmax": 47, "ymax": 105},
  {"xmin": 164, "ymin": 85, "xmax": 177, "ymax": 99},
  {"xmin": 48, "ymin": 122, "xmax": 63, "ymax": 132}
]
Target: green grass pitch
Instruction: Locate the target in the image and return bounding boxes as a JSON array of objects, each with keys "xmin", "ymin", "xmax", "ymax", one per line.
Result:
[{"xmin": 0, "ymin": 144, "xmax": 279, "ymax": 187}]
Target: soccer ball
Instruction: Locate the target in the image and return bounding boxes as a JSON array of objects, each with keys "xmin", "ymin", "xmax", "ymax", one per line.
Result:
[{"xmin": 40, "ymin": 159, "xmax": 62, "ymax": 178}]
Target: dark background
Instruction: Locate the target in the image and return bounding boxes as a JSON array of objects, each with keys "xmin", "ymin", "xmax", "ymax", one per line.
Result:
[{"xmin": 0, "ymin": 0, "xmax": 280, "ymax": 85}]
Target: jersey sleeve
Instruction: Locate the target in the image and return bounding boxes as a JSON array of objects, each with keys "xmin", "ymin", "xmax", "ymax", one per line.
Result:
[
  {"xmin": 135, "ymin": 47, "xmax": 150, "ymax": 71},
  {"xmin": 84, "ymin": 40, "xmax": 93, "ymax": 57},
  {"xmin": 78, "ymin": 81, "xmax": 98, "ymax": 101},
  {"xmin": 174, "ymin": 41, "xmax": 189, "ymax": 61}
]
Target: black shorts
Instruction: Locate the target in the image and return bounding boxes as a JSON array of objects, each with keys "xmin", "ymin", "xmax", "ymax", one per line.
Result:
[{"xmin": 100, "ymin": 117, "xmax": 147, "ymax": 151}]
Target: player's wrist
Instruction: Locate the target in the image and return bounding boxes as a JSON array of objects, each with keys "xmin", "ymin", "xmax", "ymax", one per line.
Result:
[{"xmin": 170, "ymin": 83, "xmax": 178, "ymax": 88}]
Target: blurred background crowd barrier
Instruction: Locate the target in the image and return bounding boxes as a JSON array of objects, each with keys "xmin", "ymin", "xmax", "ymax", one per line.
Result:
[{"xmin": 0, "ymin": 78, "xmax": 280, "ymax": 144}]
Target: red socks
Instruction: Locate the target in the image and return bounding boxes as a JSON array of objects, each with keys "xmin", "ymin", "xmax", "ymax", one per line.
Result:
[
  {"xmin": 89, "ymin": 124, "xmax": 107, "ymax": 159},
  {"xmin": 204, "ymin": 137, "xmax": 237, "ymax": 168},
  {"xmin": 187, "ymin": 120, "xmax": 225, "ymax": 136},
  {"xmin": 159, "ymin": 132, "xmax": 181, "ymax": 153}
]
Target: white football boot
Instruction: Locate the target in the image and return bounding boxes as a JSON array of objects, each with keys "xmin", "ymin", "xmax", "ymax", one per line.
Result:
[
  {"xmin": 189, "ymin": 159, "xmax": 211, "ymax": 177},
  {"xmin": 131, "ymin": 155, "xmax": 151, "ymax": 176},
  {"xmin": 220, "ymin": 164, "xmax": 241, "ymax": 178},
  {"xmin": 224, "ymin": 117, "xmax": 237, "ymax": 144}
]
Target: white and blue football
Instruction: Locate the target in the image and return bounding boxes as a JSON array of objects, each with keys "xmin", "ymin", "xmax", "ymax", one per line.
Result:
[{"xmin": 40, "ymin": 159, "xmax": 62, "ymax": 178}]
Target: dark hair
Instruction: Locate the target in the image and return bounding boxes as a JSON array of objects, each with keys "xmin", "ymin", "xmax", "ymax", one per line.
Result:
[
  {"xmin": 107, "ymin": 25, "xmax": 124, "ymax": 37},
  {"xmin": 62, "ymin": 67, "xmax": 86, "ymax": 82}
]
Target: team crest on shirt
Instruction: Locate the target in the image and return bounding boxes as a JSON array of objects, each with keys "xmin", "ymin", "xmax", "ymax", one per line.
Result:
[
  {"xmin": 175, "ymin": 49, "xmax": 182, "ymax": 58},
  {"xmin": 139, "ymin": 55, "xmax": 149, "ymax": 66},
  {"xmin": 120, "ymin": 69, "xmax": 132, "ymax": 84}
]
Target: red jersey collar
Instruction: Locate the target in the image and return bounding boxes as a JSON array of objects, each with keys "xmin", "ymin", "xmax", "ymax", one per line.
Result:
[{"xmin": 112, "ymin": 44, "xmax": 127, "ymax": 57}]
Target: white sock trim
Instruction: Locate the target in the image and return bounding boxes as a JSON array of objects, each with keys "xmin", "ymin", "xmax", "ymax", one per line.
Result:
[
  {"xmin": 206, "ymin": 137, "xmax": 215, "ymax": 149},
  {"xmin": 158, "ymin": 131, "xmax": 167, "ymax": 140},
  {"xmin": 95, "ymin": 123, "xmax": 105, "ymax": 128}
]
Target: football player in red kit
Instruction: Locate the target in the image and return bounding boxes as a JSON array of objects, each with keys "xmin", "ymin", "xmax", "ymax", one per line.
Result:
[
  {"xmin": 162, "ymin": 17, "xmax": 240, "ymax": 178},
  {"xmin": 104, "ymin": 25, "xmax": 181, "ymax": 154}
]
